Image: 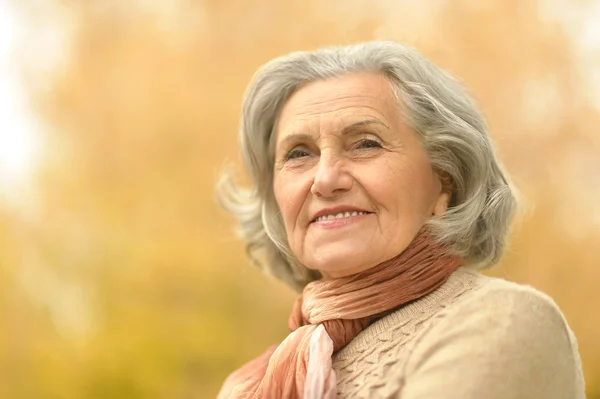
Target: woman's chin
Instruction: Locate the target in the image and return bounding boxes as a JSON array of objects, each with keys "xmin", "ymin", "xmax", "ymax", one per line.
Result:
[
  {"xmin": 305, "ymin": 251, "xmax": 375, "ymax": 278},
  {"xmin": 301, "ymin": 236, "xmax": 384, "ymax": 275}
]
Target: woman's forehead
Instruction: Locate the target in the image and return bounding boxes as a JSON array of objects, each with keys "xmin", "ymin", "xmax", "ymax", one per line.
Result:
[{"xmin": 276, "ymin": 73, "xmax": 397, "ymax": 138}]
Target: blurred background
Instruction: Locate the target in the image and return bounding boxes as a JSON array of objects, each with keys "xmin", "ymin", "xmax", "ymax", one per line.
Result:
[{"xmin": 0, "ymin": 0, "xmax": 599, "ymax": 398}]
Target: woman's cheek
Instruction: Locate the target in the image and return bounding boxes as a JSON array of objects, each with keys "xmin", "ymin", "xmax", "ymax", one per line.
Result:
[{"xmin": 275, "ymin": 186, "xmax": 299, "ymax": 232}]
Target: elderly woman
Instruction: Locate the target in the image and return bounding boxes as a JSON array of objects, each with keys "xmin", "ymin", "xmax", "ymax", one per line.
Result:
[{"xmin": 216, "ymin": 41, "xmax": 585, "ymax": 398}]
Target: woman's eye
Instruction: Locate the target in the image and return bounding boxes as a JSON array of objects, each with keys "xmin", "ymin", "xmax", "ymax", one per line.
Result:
[
  {"xmin": 285, "ymin": 148, "xmax": 310, "ymax": 160},
  {"xmin": 356, "ymin": 139, "xmax": 382, "ymax": 149}
]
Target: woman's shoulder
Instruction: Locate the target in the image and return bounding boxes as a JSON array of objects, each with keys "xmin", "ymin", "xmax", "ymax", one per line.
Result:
[
  {"xmin": 398, "ymin": 267, "xmax": 586, "ymax": 398},
  {"xmin": 431, "ymin": 267, "xmax": 580, "ymax": 357}
]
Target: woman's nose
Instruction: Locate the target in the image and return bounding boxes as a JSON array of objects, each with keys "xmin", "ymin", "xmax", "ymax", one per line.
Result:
[{"xmin": 310, "ymin": 153, "xmax": 353, "ymax": 198}]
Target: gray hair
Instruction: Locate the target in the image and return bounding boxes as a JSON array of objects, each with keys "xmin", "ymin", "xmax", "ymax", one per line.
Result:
[{"xmin": 216, "ymin": 41, "xmax": 517, "ymax": 292}]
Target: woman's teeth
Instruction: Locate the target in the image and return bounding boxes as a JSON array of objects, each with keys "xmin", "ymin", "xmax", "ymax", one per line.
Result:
[{"xmin": 315, "ymin": 211, "xmax": 368, "ymax": 222}]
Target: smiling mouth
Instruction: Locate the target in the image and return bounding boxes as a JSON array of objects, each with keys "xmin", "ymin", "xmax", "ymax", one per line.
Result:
[{"xmin": 312, "ymin": 211, "xmax": 373, "ymax": 223}]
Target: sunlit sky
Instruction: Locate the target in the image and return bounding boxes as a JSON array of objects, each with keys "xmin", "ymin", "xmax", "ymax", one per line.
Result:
[{"xmin": 0, "ymin": 3, "xmax": 39, "ymax": 199}]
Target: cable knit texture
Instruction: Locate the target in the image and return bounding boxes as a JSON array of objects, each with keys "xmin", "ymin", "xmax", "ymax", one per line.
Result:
[{"xmin": 332, "ymin": 267, "xmax": 586, "ymax": 398}]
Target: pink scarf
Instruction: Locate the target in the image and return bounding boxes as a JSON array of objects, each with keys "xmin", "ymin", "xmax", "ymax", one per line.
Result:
[{"xmin": 218, "ymin": 232, "xmax": 463, "ymax": 398}]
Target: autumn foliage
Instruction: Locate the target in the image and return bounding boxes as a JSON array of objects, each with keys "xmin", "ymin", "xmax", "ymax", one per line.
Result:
[{"xmin": 1, "ymin": 1, "xmax": 599, "ymax": 398}]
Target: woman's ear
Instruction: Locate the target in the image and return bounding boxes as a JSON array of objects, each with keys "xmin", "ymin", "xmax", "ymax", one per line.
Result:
[
  {"xmin": 433, "ymin": 170, "xmax": 453, "ymax": 216},
  {"xmin": 433, "ymin": 191, "xmax": 451, "ymax": 216}
]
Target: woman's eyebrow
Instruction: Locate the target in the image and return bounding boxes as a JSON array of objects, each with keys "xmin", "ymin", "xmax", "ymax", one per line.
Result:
[
  {"xmin": 277, "ymin": 119, "xmax": 390, "ymax": 153},
  {"xmin": 341, "ymin": 119, "xmax": 390, "ymax": 135}
]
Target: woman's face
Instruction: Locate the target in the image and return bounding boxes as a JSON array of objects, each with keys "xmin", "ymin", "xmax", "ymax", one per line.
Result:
[{"xmin": 273, "ymin": 73, "xmax": 450, "ymax": 278}]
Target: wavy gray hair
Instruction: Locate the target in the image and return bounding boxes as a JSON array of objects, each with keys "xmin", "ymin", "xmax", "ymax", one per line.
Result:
[{"xmin": 217, "ymin": 41, "xmax": 517, "ymax": 292}]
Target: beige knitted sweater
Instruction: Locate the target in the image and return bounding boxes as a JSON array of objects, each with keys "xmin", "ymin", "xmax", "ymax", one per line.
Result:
[{"xmin": 332, "ymin": 267, "xmax": 586, "ymax": 398}]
